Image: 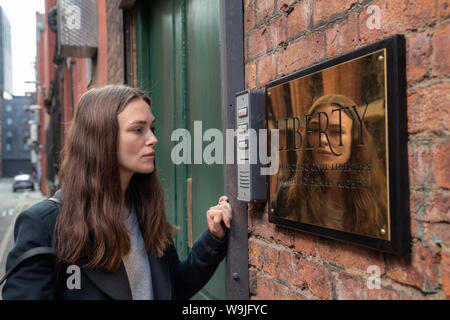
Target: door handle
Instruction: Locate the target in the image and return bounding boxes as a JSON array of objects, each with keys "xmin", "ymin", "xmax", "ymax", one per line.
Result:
[{"xmin": 187, "ymin": 177, "xmax": 193, "ymax": 249}]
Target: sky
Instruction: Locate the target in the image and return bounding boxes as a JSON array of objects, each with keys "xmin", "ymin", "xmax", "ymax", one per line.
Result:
[{"xmin": 0, "ymin": 0, "xmax": 45, "ymax": 96}]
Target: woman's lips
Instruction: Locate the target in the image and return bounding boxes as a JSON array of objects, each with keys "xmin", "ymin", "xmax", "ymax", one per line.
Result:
[{"xmin": 143, "ymin": 152, "xmax": 155, "ymax": 157}]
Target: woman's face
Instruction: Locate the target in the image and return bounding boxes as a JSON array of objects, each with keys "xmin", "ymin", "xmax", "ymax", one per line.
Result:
[
  {"xmin": 309, "ymin": 105, "xmax": 353, "ymax": 167},
  {"xmin": 117, "ymin": 98, "xmax": 158, "ymax": 177}
]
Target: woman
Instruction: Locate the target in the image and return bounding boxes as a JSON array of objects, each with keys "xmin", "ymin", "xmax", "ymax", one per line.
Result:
[
  {"xmin": 2, "ymin": 85, "xmax": 232, "ymax": 300},
  {"xmin": 272, "ymin": 94, "xmax": 387, "ymax": 239}
]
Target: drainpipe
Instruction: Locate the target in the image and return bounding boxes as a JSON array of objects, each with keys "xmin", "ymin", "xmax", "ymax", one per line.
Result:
[{"xmin": 67, "ymin": 58, "xmax": 75, "ymax": 117}]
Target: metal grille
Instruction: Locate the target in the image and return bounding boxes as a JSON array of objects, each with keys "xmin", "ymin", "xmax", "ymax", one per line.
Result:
[{"xmin": 57, "ymin": 0, "xmax": 98, "ymax": 58}]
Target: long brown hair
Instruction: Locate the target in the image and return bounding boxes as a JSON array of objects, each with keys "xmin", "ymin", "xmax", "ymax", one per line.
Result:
[
  {"xmin": 284, "ymin": 94, "xmax": 388, "ymax": 238},
  {"xmin": 54, "ymin": 85, "xmax": 177, "ymax": 271}
]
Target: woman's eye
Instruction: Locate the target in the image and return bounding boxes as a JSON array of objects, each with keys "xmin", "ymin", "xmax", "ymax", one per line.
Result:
[
  {"xmin": 151, "ymin": 126, "xmax": 156, "ymax": 132},
  {"xmin": 134, "ymin": 128, "xmax": 143, "ymax": 133}
]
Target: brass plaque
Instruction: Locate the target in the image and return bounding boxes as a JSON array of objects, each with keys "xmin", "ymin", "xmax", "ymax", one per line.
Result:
[{"xmin": 268, "ymin": 49, "xmax": 390, "ymax": 240}]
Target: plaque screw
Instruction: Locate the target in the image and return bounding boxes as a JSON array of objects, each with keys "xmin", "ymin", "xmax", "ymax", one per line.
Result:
[
  {"xmin": 378, "ymin": 55, "xmax": 384, "ymax": 61},
  {"xmin": 380, "ymin": 228, "xmax": 386, "ymax": 235},
  {"xmin": 232, "ymin": 272, "xmax": 240, "ymax": 280},
  {"xmin": 268, "ymin": 91, "xmax": 272, "ymax": 96},
  {"xmin": 271, "ymin": 208, "xmax": 274, "ymax": 213}
]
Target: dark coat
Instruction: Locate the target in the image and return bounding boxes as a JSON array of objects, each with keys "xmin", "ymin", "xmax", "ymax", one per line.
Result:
[{"xmin": 1, "ymin": 195, "xmax": 227, "ymax": 300}]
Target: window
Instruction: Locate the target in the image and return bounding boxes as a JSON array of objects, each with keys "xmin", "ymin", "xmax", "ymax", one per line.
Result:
[
  {"xmin": 7, "ymin": 131, "xmax": 12, "ymax": 137},
  {"xmin": 24, "ymin": 144, "xmax": 29, "ymax": 151},
  {"xmin": 6, "ymin": 143, "xmax": 11, "ymax": 151},
  {"xmin": 6, "ymin": 104, "xmax": 12, "ymax": 112},
  {"xmin": 6, "ymin": 118, "xmax": 12, "ymax": 125}
]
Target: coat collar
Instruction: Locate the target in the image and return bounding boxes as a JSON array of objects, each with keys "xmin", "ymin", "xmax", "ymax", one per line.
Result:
[{"xmin": 82, "ymin": 252, "xmax": 172, "ymax": 300}]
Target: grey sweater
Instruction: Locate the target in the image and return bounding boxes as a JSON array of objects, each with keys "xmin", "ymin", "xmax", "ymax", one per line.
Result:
[{"xmin": 122, "ymin": 206, "xmax": 154, "ymax": 300}]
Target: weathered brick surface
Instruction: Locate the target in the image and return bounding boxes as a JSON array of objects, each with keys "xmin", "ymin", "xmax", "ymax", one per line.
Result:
[
  {"xmin": 433, "ymin": 142, "xmax": 450, "ymax": 189},
  {"xmin": 406, "ymin": 31, "xmax": 432, "ymax": 82},
  {"xmin": 432, "ymin": 21, "xmax": 450, "ymax": 76},
  {"xmin": 246, "ymin": 0, "xmax": 450, "ymax": 300},
  {"xmin": 407, "ymin": 83, "xmax": 450, "ymax": 133},
  {"xmin": 106, "ymin": 0, "xmax": 124, "ymax": 84},
  {"xmin": 325, "ymin": 11, "xmax": 358, "ymax": 57}
]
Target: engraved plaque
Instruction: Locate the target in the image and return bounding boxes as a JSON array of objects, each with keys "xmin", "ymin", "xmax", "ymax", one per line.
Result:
[{"xmin": 266, "ymin": 35, "xmax": 410, "ymax": 255}]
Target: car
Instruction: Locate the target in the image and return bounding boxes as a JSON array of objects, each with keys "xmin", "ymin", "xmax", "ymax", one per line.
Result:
[{"xmin": 12, "ymin": 174, "xmax": 35, "ymax": 192}]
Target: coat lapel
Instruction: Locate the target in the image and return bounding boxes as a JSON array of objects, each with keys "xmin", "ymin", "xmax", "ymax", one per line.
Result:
[
  {"xmin": 83, "ymin": 262, "xmax": 133, "ymax": 300},
  {"xmin": 148, "ymin": 253, "xmax": 172, "ymax": 300},
  {"xmin": 82, "ymin": 254, "xmax": 172, "ymax": 300}
]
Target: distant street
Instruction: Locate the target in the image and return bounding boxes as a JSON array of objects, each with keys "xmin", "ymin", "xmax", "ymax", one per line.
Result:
[{"xmin": 0, "ymin": 177, "xmax": 46, "ymax": 298}]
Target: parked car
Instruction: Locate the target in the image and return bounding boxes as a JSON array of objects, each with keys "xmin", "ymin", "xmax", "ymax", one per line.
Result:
[{"xmin": 12, "ymin": 174, "xmax": 35, "ymax": 192}]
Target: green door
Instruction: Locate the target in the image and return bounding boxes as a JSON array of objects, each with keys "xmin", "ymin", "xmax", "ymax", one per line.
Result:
[{"xmin": 134, "ymin": 0, "xmax": 225, "ymax": 300}]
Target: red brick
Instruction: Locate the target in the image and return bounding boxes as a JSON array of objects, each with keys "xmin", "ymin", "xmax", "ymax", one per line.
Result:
[
  {"xmin": 262, "ymin": 244, "xmax": 279, "ymax": 277},
  {"xmin": 332, "ymin": 271, "xmax": 366, "ymax": 300},
  {"xmin": 433, "ymin": 142, "xmax": 450, "ymax": 189},
  {"xmin": 325, "ymin": 11, "xmax": 358, "ymax": 57},
  {"xmin": 277, "ymin": 0, "xmax": 297, "ymax": 10},
  {"xmin": 437, "ymin": 0, "xmax": 450, "ymax": 20},
  {"xmin": 296, "ymin": 258, "xmax": 329, "ymax": 299},
  {"xmin": 412, "ymin": 220, "xmax": 450, "ymax": 246},
  {"xmin": 244, "ymin": 2, "xmax": 256, "ymax": 32},
  {"xmin": 257, "ymin": 53, "xmax": 277, "ymax": 85},
  {"xmin": 249, "ymin": 211, "xmax": 276, "ymax": 239},
  {"xmin": 411, "ymin": 191, "xmax": 450, "ymax": 223},
  {"xmin": 313, "ymin": 0, "xmax": 359, "ymax": 25},
  {"xmin": 406, "ymin": 31, "xmax": 432, "ymax": 82},
  {"xmin": 432, "ymin": 22, "xmax": 450, "ymax": 77},
  {"xmin": 277, "ymin": 250, "xmax": 296, "ymax": 283},
  {"xmin": 359, "ymin": 0, "xmax": 437, "ymax": 45},
  {"xmin": 244, "ymin": 0, "xmax": 255, "ymax": 8},
  {"xmin": 286, "ymin": 289, "xmax": 309, "ymax": 300},
  {"xmin": 274, "ymin": 225, "xmax": 295, "ymax": 247},
  {"xmin": 247, "ymin": 16, "xmax": 287, "ymax": 59},
  {"xmin": 255, "ymin": 0, "xmax": 276, "ymax": 25},
  {"xmin": 248, "ymin": 237, "xmax": 264, "ymax": 269},
  {"xmin": 407, "ymin": 83, "xmax": 450, "ymax": 133},
  {"xmin": 286, "ymin": 0, "xmax": 313, "ymax": 39},
  {"xmin": 248, "ymin": 238, "xmax": 280, "ymax": 277},
  {"xmin": 315, "ymin": 237, "xmax": 385, "ymax": 273},
  {"xmin": 278, "ymin": 31, "xmax": 324, "ymax": 77},
  {"xmin": 254, "ymin": 274, "xmax": 290, "ymax": 299},
  {"xmin": 442, "ymin": 251, "xmax": 450, "ymax": 299},
  {"xmin": 366, "ymin": 287, "xmax": 400, "ymax": 300},
  {"xmin": 245, "ymin": 62, "xmax": 257, "ymax": 89},
  {"xmin": 388, "ymin": 243, "xmax": 441, "ymax": 293},
  {"xmin": 408, "ymin": 138, "xmax": 434, "ymax": 189},
  {"xmin": 294, "ymin": 231, "xmax": 316, "ymax": 256}
]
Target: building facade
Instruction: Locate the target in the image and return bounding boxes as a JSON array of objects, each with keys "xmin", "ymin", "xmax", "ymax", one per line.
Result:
[
  {"xmin": 35, "ymin": 0, "xmax": 450, "ymax": 300},
  {"xmin": 1, "ymin": 95, "xmax": 33, "ymax": 177}
]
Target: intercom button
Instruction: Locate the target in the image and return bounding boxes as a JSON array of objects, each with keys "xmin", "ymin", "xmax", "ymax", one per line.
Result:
[
  {"xmin": 238, "ymin": 107, "xmax": 248, "ymax": 118},
  {"xmin": 238, "ymin": 124, "xmax": 248, "ymax": 133},
  {"xmin": 238, "ymin": 139, "xmax": 248, "ymax": 150}
]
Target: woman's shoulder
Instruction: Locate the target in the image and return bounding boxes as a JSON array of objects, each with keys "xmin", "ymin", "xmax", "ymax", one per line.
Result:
[{"xmin": 15, "ymin": 199, "xmax": 60, "ymax": 236}]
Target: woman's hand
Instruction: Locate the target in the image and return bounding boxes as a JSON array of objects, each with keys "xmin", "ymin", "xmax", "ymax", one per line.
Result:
[{"xmin": 206, "ymin": 196, "xmax": 232, "ymax": 240}]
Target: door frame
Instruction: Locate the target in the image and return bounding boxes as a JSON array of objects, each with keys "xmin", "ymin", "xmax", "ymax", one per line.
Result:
[{"xmin": 219, "ymin": 0, "xmax": 248, "ymax": 300}]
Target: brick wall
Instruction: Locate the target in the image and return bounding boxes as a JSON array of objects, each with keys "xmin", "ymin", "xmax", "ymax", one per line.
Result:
[
  {"xmin": 245, "ymin": 0, "xmax": 449, "ymax": 299},
  {"xmin": 106, "ymin": 0, "xmax": 124, "ymax": 85}
]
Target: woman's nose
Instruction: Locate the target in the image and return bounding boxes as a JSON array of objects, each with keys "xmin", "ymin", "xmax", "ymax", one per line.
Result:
[{"xmin": 146, "ymin": 130, "xmax": 158, "ymax": 146}]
